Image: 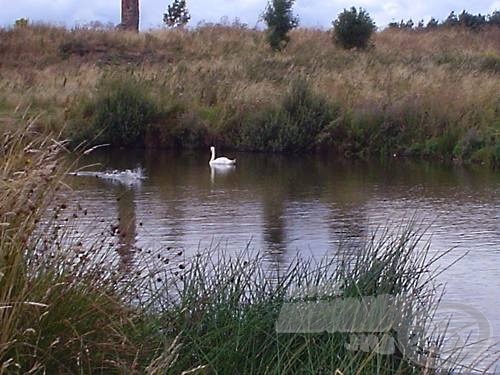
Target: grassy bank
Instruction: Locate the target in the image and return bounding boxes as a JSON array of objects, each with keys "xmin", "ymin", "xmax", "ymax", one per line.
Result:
[
  {"xmin": 0, "ymin": 120, "xmax": 491, "ymax": 373},
  {"xmin": 1, "ymin": 24, "xmax": 499, "ymax": 164}
]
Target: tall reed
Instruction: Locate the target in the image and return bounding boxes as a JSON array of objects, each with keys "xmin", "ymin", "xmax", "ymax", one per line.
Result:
[{"xmin": 0, "ymin": 114, "xmax": 177, "ymax": 373}]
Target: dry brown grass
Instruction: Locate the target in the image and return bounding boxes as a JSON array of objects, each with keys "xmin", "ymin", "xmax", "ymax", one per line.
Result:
[{"xmin": 0, "ymin": 24, "xmax": 498, "ymax": 159}]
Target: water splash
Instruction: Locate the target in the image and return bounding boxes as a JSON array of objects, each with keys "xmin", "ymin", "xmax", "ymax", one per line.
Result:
[{"xmin": 69, "ymin": 167, "xmax": 146, "ymax": 186}]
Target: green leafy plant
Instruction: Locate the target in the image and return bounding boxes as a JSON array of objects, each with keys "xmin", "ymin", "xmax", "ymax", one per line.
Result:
[
  {"xmin": 240, "ymin": 78, "xmax": 337, "ymax": 152},
  {"xmin": 91, "ymin": 75, "xmax": 159, "ymax": 146},
  {"xmin": 14, "ymin": 18, "xmax": 29, "ymax": 28},
  {"xmin": 262, "ymin": 0, "xmax": 299, "ymax": 51},
  {"xmin": 333, "ymin": 7, "xmax": 376, "ymax": 49}
]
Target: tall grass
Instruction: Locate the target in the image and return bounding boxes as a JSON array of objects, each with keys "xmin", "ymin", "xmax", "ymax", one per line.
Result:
[
  {"xmin": 148, "ymin": 226, "xmax": 481, "ymax": 374},
  {"xmin": 0, "ymin": 115, "xmax": 177, "ymax": 373},
  {"xmin": 0, "ymin": 25, "xmax": 499, "ymax": 162}
]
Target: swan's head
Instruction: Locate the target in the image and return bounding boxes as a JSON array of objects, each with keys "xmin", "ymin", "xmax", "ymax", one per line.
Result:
[{"xmin": 210, "ymin": 146, "xmax": 215, "ymax": 152}]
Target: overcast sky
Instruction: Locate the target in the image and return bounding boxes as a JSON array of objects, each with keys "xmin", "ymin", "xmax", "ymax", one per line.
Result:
[{"xmin": 0, "ymin": 0, "xmax": 499, "ymax": 29}]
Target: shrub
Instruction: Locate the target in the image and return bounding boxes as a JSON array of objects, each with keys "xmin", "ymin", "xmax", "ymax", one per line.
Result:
[
  {"xmin": 240, "ymin": 78, "xmax": 337, "ymax": 152},
  {"xmin": 333, "ymin": 7, "xmax": 376, "ymax": 49},
  {"xmin": 91, "ymin": 75, "xmax": 159, "ymax": 146},
  {"xmin": 442, "ymin": 11, "xmax": 459, "ymax": 27},
  {"xmin": 480, "ymin": 53, "xmax": 500, "ymax": 74},
  {"xmin": 458, "ymin": 10, "xmax": 487, "ymax": 29},
  {"xmin": 489, "ymin": 10, "xmax": 500, "ymax": 26},
  {"xmin": 262, "ymin": 0, "xmax": 299, "ymax": 51},
  {"xmin": 14, "ymin": 18, "xmax": 29, "ymax": 28},
  {"xmin": 493, "ymin": 143, "xmax": 500, "ymax": 165},
  {"xmin": 280, "ymin": 78, "xmax": 337, "ymax": 150},
  {"xmin": 426, "ymin": 17, "xmax": 439, "ymax": 28},
  {"xmin": 239, "ymin": 107, "xmax": 287, "ymax": 152}
]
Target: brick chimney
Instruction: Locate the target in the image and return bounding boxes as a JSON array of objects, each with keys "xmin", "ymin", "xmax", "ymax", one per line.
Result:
[{"xmin": 120, "ymin": 0, "xmax": 139, "ymax": 31}]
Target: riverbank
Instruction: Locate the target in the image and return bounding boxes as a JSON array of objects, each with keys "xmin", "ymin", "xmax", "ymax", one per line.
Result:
[
  {"xmin": 1, "ymin": 121, "xmax": 491, "ymax": 373},
  {"xmin": 0, "ymin": 24, "xmax": 499, "ymax": 164}
]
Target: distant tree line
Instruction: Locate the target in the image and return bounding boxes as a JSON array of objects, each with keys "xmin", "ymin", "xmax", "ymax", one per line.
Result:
[
  {"xmin": 128, "ymin": 1, "xmax": 500, "ymax": 51},
  {"xmin": 388, "ymin": 10, "xmax": 500, "ymax": 30}
]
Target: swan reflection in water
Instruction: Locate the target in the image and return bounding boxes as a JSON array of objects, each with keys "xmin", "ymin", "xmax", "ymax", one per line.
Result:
[{"xmin": 210, "ymin": 164, "xmax": 236, "ymax": 184}]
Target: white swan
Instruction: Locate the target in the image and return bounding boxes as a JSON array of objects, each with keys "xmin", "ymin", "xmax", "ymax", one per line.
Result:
[{"xmin": 209, "ymin": 146, "xmax": 236, "ymax": 165}]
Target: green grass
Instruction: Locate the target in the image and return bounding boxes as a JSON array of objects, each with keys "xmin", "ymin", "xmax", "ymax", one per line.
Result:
[{"xmin": 152, "ymin": 226, "xmax": 454, "ymax": 374}]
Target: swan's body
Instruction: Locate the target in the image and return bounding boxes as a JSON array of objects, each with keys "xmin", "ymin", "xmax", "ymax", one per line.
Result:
[{"xmin": 209, "ymin": 146, "xmax": 236, "ymax": 165}]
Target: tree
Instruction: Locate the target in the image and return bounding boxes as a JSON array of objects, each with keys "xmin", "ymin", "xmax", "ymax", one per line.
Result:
[
  {"xmin": 489, "ymin": 10, "xmax": 500, "ymax": 26},
  {"xmin": 333, "ymin": 7, "xmax": 376, "ymax": 49},
  {"xmin": 121, "ymin": 0, "xmax": 139, "ymax": 31},
  {"xmin": 426, "ymin": 17, "xmax": 439, "ymax": 28},
  {"xmin": 442, "ymin": 11, "xmax": 459, "ymax": 27},
  {"xmin": 458, "ymin": 10, "xmax": 486, "ymax": 29},
  {"xmin": 404, "ymin": 19, "xmax": 414, "ymax": 29},
  {"xmin": 262, "ymin": 0, "xmax": 299, "ymax": 51},
  {"xmin": 164, "ymin": 0, "xmax": 191, "ymax": 28}
]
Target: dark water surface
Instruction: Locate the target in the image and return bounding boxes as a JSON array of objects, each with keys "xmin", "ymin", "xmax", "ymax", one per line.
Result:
[{"xmin": 67, "ymin": 149, "xmax": 500, "ymax": 369}]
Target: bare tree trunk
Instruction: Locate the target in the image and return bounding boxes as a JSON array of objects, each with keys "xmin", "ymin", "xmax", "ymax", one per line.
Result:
[{"xmin": 120, "ymin": 0, "xmax": 139, "ymax": 31}]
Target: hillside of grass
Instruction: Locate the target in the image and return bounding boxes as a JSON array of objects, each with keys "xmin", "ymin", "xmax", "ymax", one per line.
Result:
[{"xmin": 0, "ymin": 24, "xmax": 499, "ymax": 164}]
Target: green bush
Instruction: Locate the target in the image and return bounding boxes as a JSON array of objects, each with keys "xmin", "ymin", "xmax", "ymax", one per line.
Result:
[
  {"xmin": 333, "ymin": 7, "xmax": 376, "ymax": 49},
  {"xmin": 262, "ymin": 0, "xmax": 299, "ymax": 51},
  {"xmin": 239, "ymin": 107, "xmax": 287, "ymax": 151},
  {"xmin": 240, "ymin": 78, "xmax": 337, "ymax": 152},
  {"xmin": 280, "ymin": 78, "xmax": 337, "ymax": 150},
  {"xmin": 91, "ymin": 75, "xmax": 159, "ymax": 146},
  {"xmin": 470, "ymin": 146, "xmax": 495, "ymax": 165},
  {"xmin": 421, "ymin": 133, "xmax": 458, "ymax": 158},
  {"xmin": 14, "ymin": 18, "xmax": 29, "ymax": 28},
  {"xmin": 480, "ymin": 53, "xmax": 500, "ymax": 74}
]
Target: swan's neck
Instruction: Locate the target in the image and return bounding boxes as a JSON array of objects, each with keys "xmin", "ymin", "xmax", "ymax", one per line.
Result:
[{"xmin": 210, "ymin": 148, "xmax": 215, "ymax": 162}]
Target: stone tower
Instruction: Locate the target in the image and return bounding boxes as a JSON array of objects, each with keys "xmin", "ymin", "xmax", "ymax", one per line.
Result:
[{"xmin": 121, "ymin": 0, "xmax": 139, "ymax": 31}]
